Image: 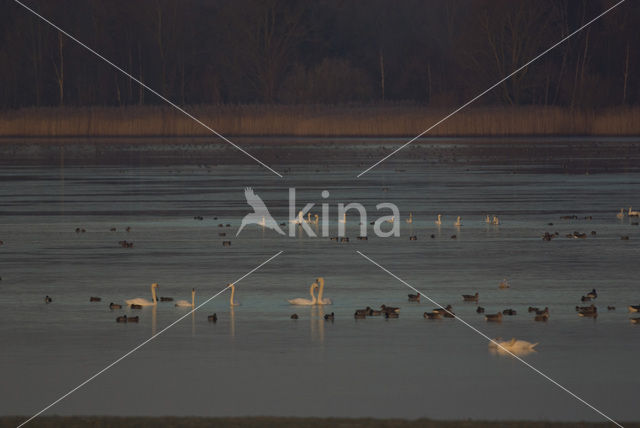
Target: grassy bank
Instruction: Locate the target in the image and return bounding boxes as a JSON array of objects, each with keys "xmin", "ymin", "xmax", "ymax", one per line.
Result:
[
  {"xmin": 1, "ymin": 417, "xmax": 637, "ymax": 428},
  {"xmin": 1, "ymin": 105, "xmax": 639, "ymax": 138}
]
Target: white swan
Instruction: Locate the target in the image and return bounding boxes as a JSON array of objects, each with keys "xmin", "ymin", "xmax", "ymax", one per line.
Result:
[
  {"xmin": 386, "ymin": 216, "xmax": 394, "ymax": 223},
  {"xmin": 288, "ymin": 282, "xmax": 318, "ymax": 305},
  {"xmin": 258, "ymin": 216, "xmax": 266, "ymax": 227},
  {"xmin": 289, "ymin": 210, "xmax": 304, "ymax": 225},
  {"xmin": 435, "ymin": 214, "xmax": 442, "ymax": 225},
  {"xmin": 489, "ymin": 338, "xmax": 538, "ymax": 356},
  {"xmin": 616, "ymin": 208, "xmax": 625, "ymax": 219},
  {"xmin": 316, "ymin": 277, "xmax": 332, "ymax": 305},
  {"xmin": 629, "ymin": 207, "xmax": 640, "ymax": 217},
  {"xmin": 485, "ymin": 215, "xmax": 491, "ymax": 224},
  {"xmin": 228, "ymin": 283, "xmax": 240, "ymax": 306},
  {"xmin": 405, "ymin": 212, "xmax": 413, "ymax": 224},
  {"xmin": 492, "ymin": 215, "xmax": 500, "ymax": 225},
  {"xmin": 126, "ymin": 283, "xmax": 158, "ymax": 306},
  {"xmin": 454, "ymin": 216, "xmax": 462, "ymax": 227},
  {"xmin": 175, "ymin": 288, "xmax": 195, "ymax": 307}
]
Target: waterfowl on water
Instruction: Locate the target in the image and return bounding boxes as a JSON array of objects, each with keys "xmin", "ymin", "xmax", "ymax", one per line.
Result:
[
  {"xmin": 499, "ymin": 279, "xmax": 510, "ymax": 289},
  {"xmin": 424, "ymin": 312, "xmax": 442, "ymax": 320},
  {"xmin": 406, "ymin": 212, "xmax": 413, "ymax": 224},
  {"xmin": 485, "ymin": 312, "xmax": 503, "ymax": 322},
  {"xmin": 354, "ymin": 309, "xmax": 369, "ymax": 317},
  {"xmin": 435, "ymin": 214, "xmax": 442, "ymax": 225},
  {"xmin": 630, "ymin": 317, "xmax": 640, "ymax": 324},
  {"xmin": 109, "ymin": 302, "xmax": 122, "ymax": 310},
  {"xmin": 485, "ymin": 215, "xmax": 491, "ymax": 224},
  {"xmin": 581, "ymin": 295, "xmax": 592, "ymax": 302},
  {"xmin": 534, "ymin": 307, "xmax": 550, "ymax": 321},
  {"xmin": 127, "ymin": 316, "xmax": 139, "ymax": 323},
  {"xmin": 502, "ymin": 309, "xmax": 517, "ymax": 316},
  {"xmin": 208, "ymin": 313, "xmax": 217, "ymax": 322},
  {"xmin": 324, "ymin": 312, "xmax": 335, "ymax": 321},
  {"xmin": 366, "ymin": 307, "xmax": 382, "ymax": 316},
  {"xmin": 44, "ymin": 295, "xmax": 52, "ymax": 304},
  {"xmin": 175, "ymin": 288, "xmax": 195, "ymax": 308},
  {"xmin": 290, "ymin": 313, "xmax": 299, "ymax": 319},
  {"xmin": 222, "ymin": 241, "xmax": 232, "ymax": 247},
  {"xmin": 586, "ymin": 289, "xmax": 597, "ymax": 299},
  {"xmin": 528, "ymin": 306, "xmax": 539, "ymax": 313},
  {"xmin": 160, "ymin": 296, "xmax": 174, "ymax": 302},
  {"xmin": 116, "ymin": 315, "xmax": 127, "ymax": 323},
  {"xmin": 126, "ymin": 283, "xmax": 158, "ymax": 307},
  {"xmin": 607, "ymin": 306, "xmax": 616, "ymax": 311},
  {"xmin": 380, "ymin": 304, "xmax": 400, "ymax": 314},
  {"xmin": 629, "ymin": 207, "xmax": 640, "ymax": 217},
  {"xmin": 432, "ymin": 305, "xmax": 453, "ymax": 314},
  {"xmin": 616, "ymin": 208, "xmax": 625, "ymax": 219},
  {"xmin": 130, "ymin": 304, "xmax": 143, "ymax": 309},
  {"xmin": 357, "ymin": 236, "xmax": 368, "ymax": 240},
  {"xmin": 462, "ymin": 292, "xmax": 479, "ymax": 302},
  {"xmin": 408, "ymin": 293, "xmax": 420, "ymax": 302},
  {"xmin": 454, "ymin": 216, "xmax": 462, "ymax": 227},
  {"xmin": 89, "ymin": 296, "xmax": 101, "ymax": 302},
  {"xmin": 385, "ymin": 311, "xmax": 399, "ymax": 319},
  {"xmin": 354, "ymin": 311, "xmax": 366, "ymax": 319},
  {"xmin": 409, "ymin": 235, "xmax": 417, "ymax": 241},
  {"xmin": 476, "ymin": 306, "xmax": 485, "ymax": 313},
  {"xmin": 627, "ymin": 305, "xmax": 640, "ymax": 312},
  {"xmin": 492, "ymin": 216, "xmax": 500, "ymax": 225}
]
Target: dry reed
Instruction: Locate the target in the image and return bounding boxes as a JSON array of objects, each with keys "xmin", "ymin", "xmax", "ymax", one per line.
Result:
[{"xmin": 0, "ymin": 105, "xmax": 639, "ymax": 138}]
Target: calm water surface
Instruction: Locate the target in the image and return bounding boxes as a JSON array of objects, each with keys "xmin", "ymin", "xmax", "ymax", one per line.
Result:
[{"xmin": 1, "ymin": 138, "xmax": 639, "ymax": 422}]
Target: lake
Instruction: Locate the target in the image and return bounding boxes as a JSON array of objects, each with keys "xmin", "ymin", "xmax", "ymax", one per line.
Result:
[{"xmin": 1, "ymin": 138, "xmax": 639, "ymax": 423}]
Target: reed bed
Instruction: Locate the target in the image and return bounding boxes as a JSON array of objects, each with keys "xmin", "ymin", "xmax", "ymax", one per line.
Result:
[
  {"xmin": 1, "ymin": 105, "xmax": 639, "ymax": 138},
  {"xmin": 1, "ymin": 417, "xmax": 635, "ymax": 428}
]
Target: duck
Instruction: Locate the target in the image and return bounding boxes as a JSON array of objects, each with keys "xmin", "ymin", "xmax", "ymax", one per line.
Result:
[
  {"xmin": 109, "ymin": 302, "xmax": 122, "ymax": 310},
  {"xmin": 502, "ymin": 309, "xmax": 517, "ymax": 316},
  {"xmin": 324, "ymin": 312, "xmax": 335, "ymax": 321},
  {"xmin": 290, "ymin": 313, "xmax": 299, "ymax": 319},
  {"xmin": 408, "ymin": 293, "xmax": 420, "ymax": 302},
  {"xmin": 354, "ymin": 311, "xmax": 367, "ymax": 319},
  {"xmin": 116, "ymin": 315, "xmax": 127, "ymax": 323},
  {"xmin": 581, "ymin": 295, "xmax": 592, "ymax": 302},
  {"xmin": 629, "ymin": 207, "xmax": 640, "ymax": 217},
  {"xmin": 462, "ymin": 292, "xmax": 479, "ymax": 302},
  {"xmin": 454, "ymin": 216, "xmax": 462, "ymax": 227},
  {"xmin": 357, "ymin": 236, "xmax": 368, "ymax": 240},
  {"xmin": 607, "ymin": 306, "xmax": 616, "ymax": 311},
  {"xmin": 127, "ymin": 316, "xmax": 139, "ymax": 323},
  {"xmin": 435, "ymin": 214, "xmax": 442, "ymax": 225},
  {"xmin": 207, "ymin": 313, "xmax": 217, "ymax": 323},
  {"xmin": 385, "ymin": 312, "xmax": 399, "ymax": 319},
  {"xmin": 130, "ymin": 304, "xmax": 143, "ymax": 309},
  {"xmin": 222, "ymin": 241, "xmax": 232, "ymax": 247},
  {"xmin": 409, "ymin": 235, "xmax": 417, "ymax": 241},
  {"xmin": 432, "ymin": 305, "xmax": 453, "ymax": 315},
  {"xmin": 628, "ymin": 305, "xmax": 640, "ymax": 312},
  {"xmin": 499, "ymin": 279, "xmax": 510, "ymax": 289},
  {"xmin": 354, "ymin": 309, "xmax": 369, "ymax": 317},
  {"xmin": 424, "ymin": 311, "xmax": 442, "ymax": 320},
  {"xmin": 380, "ymin": 304, "xmax": 400, "ymax": 314},
  {"xmin": 630, "ymin": 317, "xmax": 640, "ymax": 324},
  {"xmin": 159, "ymin": 296, "xmax": 174, "ymax": 302},
  {"xmin": 528, "ymin": 306, "xmax": 539, "ymax": 313},
  {"xmin": 535, "ymin": 307, "xmax": 549, "ymax": 316},
  {"xmin": 534, "ymin": 313, "xmax": 549, "ymax": 322},
  {"xmin": 485, "ymin": 312, "xmax": 503, "ymax": 322},
  {"xmin": 366, "ymin": 307, "xmax": 382, "ymax": 316},
  {"xmin": 476, "ymin": 306, "xmax": 485, "ymax": 313},
  {"xmin": 90, "ymin": 296, "xmax": 101, "ymax": 302},
  {"xmin": 586, "ymin": 289, "xmax": 597, "ymax": 299},
  {"xmin": 44, "ymin": 295, "xmax": 52, "ymax": 304}
]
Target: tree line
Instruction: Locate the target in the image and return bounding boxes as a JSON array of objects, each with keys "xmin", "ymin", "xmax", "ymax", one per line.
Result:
[{"xmin": 0, "ymin": 0, "xmax": 637, "ymax": 109}]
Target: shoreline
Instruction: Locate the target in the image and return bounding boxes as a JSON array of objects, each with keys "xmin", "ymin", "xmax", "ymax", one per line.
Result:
[
  {"xmin": 1, "ymin": 105, "xmax": 639, "ymax": 138},
  {"xmin": 1, "ymin": 417, "xmax": 637, "ymax": 428}
]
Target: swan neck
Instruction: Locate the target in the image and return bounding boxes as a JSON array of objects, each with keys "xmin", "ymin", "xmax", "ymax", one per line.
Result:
[
  {"xmin": 151, "ymin": 284, "xmax": 157, "ymax": 304},
  {"xmin": 230, "ymin": 284, "xmax": 235, "ymax": 305}
]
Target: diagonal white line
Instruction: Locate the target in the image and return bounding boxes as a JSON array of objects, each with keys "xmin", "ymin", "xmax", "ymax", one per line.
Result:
[
  {"xmin": 356, "ymin": 250, "xmax": 624, "ymax": 428},
  {"xmin": 357, "ymin": 0, "xmax": 626, "ymax": 177},
  {"xmin": 17, "ymin": 251, "xmax": 284, "ymax": 428},
  {"xmin": 12, "ymin": 0, "xmax": 283, "ymax": 178}
]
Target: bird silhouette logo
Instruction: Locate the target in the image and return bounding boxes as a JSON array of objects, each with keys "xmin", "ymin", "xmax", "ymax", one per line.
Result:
[{"xmin": 236, "ymin": 187, "xmax": 285, "ymax": 236}]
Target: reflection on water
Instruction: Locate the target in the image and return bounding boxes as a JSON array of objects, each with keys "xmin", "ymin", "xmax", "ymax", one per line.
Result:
[{"xmin": 1, "ymin": 140, "xmax": 640, "ymax": 422}]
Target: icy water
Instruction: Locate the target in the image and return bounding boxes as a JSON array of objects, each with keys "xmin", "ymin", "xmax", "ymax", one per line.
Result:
[{"xmin": 1, "ymin": 138, "xmax": 640, "ymax": 423}]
